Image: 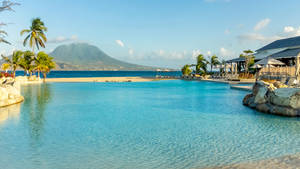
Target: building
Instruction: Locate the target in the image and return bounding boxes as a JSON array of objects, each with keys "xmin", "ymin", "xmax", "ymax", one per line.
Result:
[{"xmin": 255, "ymin": 36, "xmax": 300, "ymax": 65}]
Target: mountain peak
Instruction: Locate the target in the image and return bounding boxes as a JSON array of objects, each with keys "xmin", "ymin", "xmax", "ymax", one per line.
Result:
[{"xmin": 50, "ymin": 43, "xmax": 155, "ymax": 70}]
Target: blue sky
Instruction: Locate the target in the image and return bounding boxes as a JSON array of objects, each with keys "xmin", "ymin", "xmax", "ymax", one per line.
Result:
[{"xmin": 1, "ymin": 0, "xmax": 300, "ymax": 68}]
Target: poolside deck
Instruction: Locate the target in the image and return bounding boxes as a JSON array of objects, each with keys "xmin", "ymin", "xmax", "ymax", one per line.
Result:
[{"xmin": 230, "ymin": 85, "xmax": 252, "ymax": 91}]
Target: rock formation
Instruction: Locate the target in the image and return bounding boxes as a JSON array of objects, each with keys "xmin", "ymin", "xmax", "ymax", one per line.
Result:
[
  {"xmin": 243, "ymin": 81, "xmax": 300, "ymax": 117},
  {"xmin": 0, "ymin": 78, "xmax": 24, "ymax": 107}
]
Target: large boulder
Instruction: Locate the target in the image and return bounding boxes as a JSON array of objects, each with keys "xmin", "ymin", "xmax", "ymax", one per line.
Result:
[
  {"xmin": 243, "ymin": 80, "xmax": 300, "ymax": 117},
  {"xmin": 268, "ymin": 88, "xmax": 300, "ymax": 109},
  {"xmin": 254, "ymin": 85, "xmax": 268, "ymax": 104}
]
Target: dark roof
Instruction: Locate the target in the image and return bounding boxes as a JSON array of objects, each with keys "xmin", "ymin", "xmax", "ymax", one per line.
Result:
[
  {"xmin": 269, "ymin": 48, "xmax": 300, "ymax": 59},
  {"xmin": 226, "ymin": 57, "xmax": 260, "ymax": 63},
  {"xmin": 257, "ymin": 36, "xmax": 300, "ymax": 52},
  {"xmin": 226, "ymin": 57, "xmax": 245, "ymax": 63}
]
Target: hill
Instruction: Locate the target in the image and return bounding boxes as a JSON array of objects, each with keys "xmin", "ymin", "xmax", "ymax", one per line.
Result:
[{"xmin": 50, "ymin": 43, "xmax": 157, "ymax": 70}]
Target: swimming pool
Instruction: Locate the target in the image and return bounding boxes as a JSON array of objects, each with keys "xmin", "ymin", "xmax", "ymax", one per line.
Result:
[{"xmin": 0, "ymin": 80, "xmax": 300, "ymax": 169}]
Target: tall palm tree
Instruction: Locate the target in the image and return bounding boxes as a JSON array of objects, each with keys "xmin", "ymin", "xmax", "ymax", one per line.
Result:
[
  {"xmin": 1, "ymin": 50, "xmax": 23, "ymax": 76},
  {"xmin": 34, "ymin": 51, "xmax": 55, "ymax": 82},
  {"xmin": 196, "ymin": 54, "xmax": 208, "ymax": 75},
  {"xmin": 240, "ymin": 50, "xmax": 254, "ymax": 74},
  {"xmin": 20, "ymin": 18, "xmax": 47, "ymax": 52},
  {"xmin": 0, "ymin": 30, "xmax": 10, "ymax": 44},
  {"xmin": 19, "ymin": 50, "xmax": 35, "ymax": 76},
  {"xmin": 209, "ymin": 55, "xmax": 220, "ymax": 73}
]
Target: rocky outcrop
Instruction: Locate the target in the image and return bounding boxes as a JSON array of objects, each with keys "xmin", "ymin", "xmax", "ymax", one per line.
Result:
[
  {"xmin": 0, "ymin": 78, "xmax": 24, "ymax": 108},
  {"xmin": 243, "ymin": 81, "xmax": 300, "ymax": 117}
]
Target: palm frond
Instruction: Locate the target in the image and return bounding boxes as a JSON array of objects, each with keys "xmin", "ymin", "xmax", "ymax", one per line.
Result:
[
  {"xmin": 0, "ymin": 38, "xmax": 11, "ymax": 45},
  {"xmin": 20, "ymin": 29, "xmax": 31, "ymax": 36},
  {"xmin": 23, "ymin": 34, "xmax": 30, "ymax": 47}
]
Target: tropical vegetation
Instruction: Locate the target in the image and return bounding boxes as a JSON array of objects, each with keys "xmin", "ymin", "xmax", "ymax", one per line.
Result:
[
  {"xmin": 0, "ymin": 12, "xmax": 55, "ymax": 82},
  {"xmin": 34, "ymin": 51, "xmax": 55, "ymax": 81},
  {"xmin": 1, "ymin": 50, "xmax": 23, "ymax": 76},
  {"xmin": 196, "ymin": 54, "xmax": 208, "ymax": 75},
  {"xmin": 181, "ymin": 64, "xmax": 192, "ymax": 76},
  {"xmin": 20, "ymin": 18, "xmax": 47, "ymax": 52},
  {"xmin": 239, "ymin": 50, "xmax": 255, "ymax": 74},
  {"xmin": 209, "ymin": 55, "xmax": 220, "ymax": 73}
]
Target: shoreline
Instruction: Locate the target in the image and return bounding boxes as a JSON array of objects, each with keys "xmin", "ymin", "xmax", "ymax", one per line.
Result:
[{"xmin": 45, "ymin": 76, "xmax": 177, "ymax": 83}]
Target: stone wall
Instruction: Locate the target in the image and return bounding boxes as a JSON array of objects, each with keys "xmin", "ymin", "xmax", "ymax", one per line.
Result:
[{"xmin": 243, "ymin": 81, "xmax": 300, "ymax": 117}]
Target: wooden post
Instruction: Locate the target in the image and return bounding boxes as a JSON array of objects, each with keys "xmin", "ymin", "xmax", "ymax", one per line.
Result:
[{"xmin": 296, "ymin": 53, "xmax": 300, "ymax": 80}]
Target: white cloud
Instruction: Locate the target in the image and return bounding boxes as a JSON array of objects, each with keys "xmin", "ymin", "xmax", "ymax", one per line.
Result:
[
  {"xmin": 207, "ymin": 51, "xmax": 212, "ymax": 56},
  {"xmin": 238, "ymin": 25, "xmax": 300, "ymax": 44},
  {"xmin": 158, "ymin": 49, "xmax": 165, "ymax": 56},
  {"xmin": 128, "ymin": 48, "xmax": 134, "ymax": 55},
  {"xmin": 220, "ymin": 47, "xmax": 234, "ymax": 58},
  {"xmin": 115, "ymin": 40, "xmax": 125, "ymax": 47},
  {"xmin": 192, "ymin": 49, "xmax": 201, "ymax": 59},
  {"xmin": 48, "ymin": 35, "xmax": 78, "ymax": 43},
  {"xmin": 284, "ymin": 26, "xmax": 295, "ymax": 33},
  {"xmin": 224, "ymin": 29, "xmax": 230, "ymax": 35},
  {"xmin": 283, "ymin": 26, "xmax": 300, "ymax": 36},
  {"xmin": 254, "ymin": 18, "xmax": 271, "ymax": 31}
]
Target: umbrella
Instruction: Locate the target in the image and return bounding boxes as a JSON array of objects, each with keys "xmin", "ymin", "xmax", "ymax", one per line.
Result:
[
  {"xmin": 254, "ymin": 57, "xmax": 285, "ymax": 66},
  {"xmin": 251, "ymin": 64, "xmax": 262, "ymax": 69}
]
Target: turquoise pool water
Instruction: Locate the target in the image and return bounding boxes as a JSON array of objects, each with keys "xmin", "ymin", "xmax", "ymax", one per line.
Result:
[{"xmin": 1, "ymin": 80, "xmax": 300, "ymax": 169}]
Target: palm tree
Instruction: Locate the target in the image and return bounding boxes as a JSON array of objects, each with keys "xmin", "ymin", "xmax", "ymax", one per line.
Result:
[
  {"xmin": 240, "ymin": 50, "xmax": 254, "ymax": 74},
  {"xmin": 196, "ymin": 54, "xmax": 208, "ymax": 75},
  {"xmin": 1, "ymin": 50, "xmax": 23, "ymax": 76},
  {"xmin": 19, "ymin": 50, "xmax": 35, "ymax": 76},
  {"xmin": 181, "ymin": 64, "xmax": 192, "ymax": 76},
  {"xmin": 20, "ymin": 18, "xmax": 47, "ymax": 52},
  {"xmin": 34, "ymin": 51, "xmax": 55, "ymax": 82},
  {"xmin": 209, "ymin": 55, "xmax": 220, "ymax": 73},
  {"xmin": 0, "ymin": 30, "xmax": 11, "ymax": 44},
  {"xmin": 1, "ymin": 63, "xmax": 10, "ymax": 72}
]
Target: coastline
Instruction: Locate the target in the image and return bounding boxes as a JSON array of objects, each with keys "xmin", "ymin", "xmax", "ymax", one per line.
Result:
[{"xmin": 45, "ymin": 76, "xmax": 177, "ymax": 83}]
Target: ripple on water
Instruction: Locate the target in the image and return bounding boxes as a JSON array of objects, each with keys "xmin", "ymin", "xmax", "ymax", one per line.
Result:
[{"xmin": 0, "ymin": 81, "xmax": 300, "ymax": 169}]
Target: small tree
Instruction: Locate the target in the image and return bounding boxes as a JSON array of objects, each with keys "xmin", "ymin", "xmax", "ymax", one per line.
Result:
[
  {"xmin": 240, "ymin": 50, "xmax": 254, "ymax": 74},
  {"xmin": 1, "ymin": 50, "xmax": 23, "ymax": 76},
  {"xmin": 196, "ymin": 54, "xmax": 208, "ymax": 75},
  {"xmin": 209, "ymin": 55, "xmax": 220, "ymax": 73},
  {"xmin": 19, "ymin": 50, "xmax": 35, "ymax": 76},
  {"xmin": 181, "ymin": 64, "xmax": 192, "ymax": 76},
  {"xmin": 34, "ymin": 51, "xmax": 55, "ymax": 82}
]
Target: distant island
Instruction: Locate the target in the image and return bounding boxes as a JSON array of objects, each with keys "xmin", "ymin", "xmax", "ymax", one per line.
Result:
[{"xmin": 50, "ymin": 43, "xmax": 170, "ymax": 71}]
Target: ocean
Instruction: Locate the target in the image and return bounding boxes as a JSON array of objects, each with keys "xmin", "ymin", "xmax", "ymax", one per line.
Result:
[{"xmin": 15, "ymin": 70, "xmax": 182, "ymax": 78}]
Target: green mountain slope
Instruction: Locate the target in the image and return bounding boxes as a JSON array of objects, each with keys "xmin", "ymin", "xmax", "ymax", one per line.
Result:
[{"xmin": 50, "ymin": 43, "xmax": 156, "ymax": 70}]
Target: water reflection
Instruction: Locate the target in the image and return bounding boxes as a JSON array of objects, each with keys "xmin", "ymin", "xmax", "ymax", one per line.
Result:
[
  {"xmin": 22, "ymin": 84, "xmax": 52, "ymax": 143},
  {"xmin": 0, "ymin": 103, "xmax": 21, "ymax": 125}
]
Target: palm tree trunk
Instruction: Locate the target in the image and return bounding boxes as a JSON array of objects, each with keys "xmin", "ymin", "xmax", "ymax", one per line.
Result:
[{"xmin": 43, "ymin": 72, "xmax": 46, "ymax": 83}]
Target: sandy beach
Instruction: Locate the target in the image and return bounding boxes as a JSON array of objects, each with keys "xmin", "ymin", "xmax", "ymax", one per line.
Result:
[{"xmin": 45, "ymin": 76, "xmax": 176, "ymax": 83}]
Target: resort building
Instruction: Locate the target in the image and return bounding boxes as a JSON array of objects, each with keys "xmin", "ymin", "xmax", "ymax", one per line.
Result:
[{"xmin": 255, "ymin": 36, "xmax": 300, "ymax": 65}]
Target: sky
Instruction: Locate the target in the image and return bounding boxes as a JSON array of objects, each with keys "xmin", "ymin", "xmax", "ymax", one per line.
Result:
[{"xmin": 1, "ymin": 0, "xmax": 300, "ymax": 69}]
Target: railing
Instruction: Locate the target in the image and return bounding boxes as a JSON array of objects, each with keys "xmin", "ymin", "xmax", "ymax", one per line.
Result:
[{"xmin": 258, "ymin": 66, "xmax": 296, "ymax": 80}]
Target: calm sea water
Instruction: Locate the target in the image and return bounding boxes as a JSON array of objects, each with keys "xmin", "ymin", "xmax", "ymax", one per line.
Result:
[
  {"xmin": 15, "ymin": 71, "xmax": 181, "ymax": 78},
  {"xmin": 1, "ymin": 80, "xmax": 300, "ymax": 169}
]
